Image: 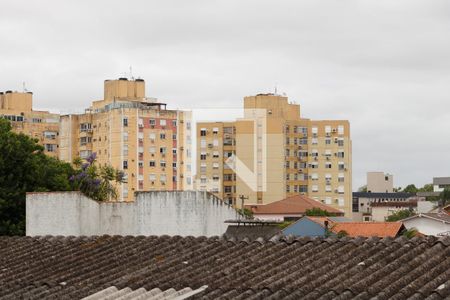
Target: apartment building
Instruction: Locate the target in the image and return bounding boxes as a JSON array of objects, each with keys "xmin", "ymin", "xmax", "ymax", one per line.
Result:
[
  {"xmin": 196, "ymin": 94, "xmax": 353, "ymax": 216},
  {"xmin": 0, "ymin": 90, "xmax": 60, "ymax": 157},
  {"xmin": 59, "ymin": 78, "xmax": 193, "ymax": 201}
]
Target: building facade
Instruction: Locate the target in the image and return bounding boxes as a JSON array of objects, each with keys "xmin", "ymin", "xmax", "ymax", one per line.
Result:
[
  {"xmin": 367, "ymin": 172, "xmax": 394, "ymax": 193},
  {"xmin": 196, "ymin": 94, "xmax": 353, "ymax": 216},
  {"xmin": 0, "ymin": 91, "xmax": 60, "ymax": 157},
  {"xmin": 59, "ymin": 78, "xmax": 193, "ymax": 201}
]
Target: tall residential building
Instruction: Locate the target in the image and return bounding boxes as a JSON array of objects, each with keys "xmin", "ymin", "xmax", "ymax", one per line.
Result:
[
  {"xmin": 59, "ymin": 78, "xmax": 193, "ymax": 201},
  {"xmin": 367, "ymin": 172, "xmax": 394, "ymax": 193},
  {"xmin": 0, "ymin": 90, "xmax": 60, "ymax": 157},
  {"xmin": 196, "ymin": 94, "xmax": 353, "ymax": 216}
]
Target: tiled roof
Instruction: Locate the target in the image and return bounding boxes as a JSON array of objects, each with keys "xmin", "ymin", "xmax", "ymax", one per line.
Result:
[
  {"xmin": 245, "ymin": 195, "xmax": 343, "ymax": 215},
  {"xmin": 82, "ymin": 286, "xmax": 208, "ymax": 300},
  {"xmin": 331, "ymin": 222, "xmax": 405, "ymax": 238},
  {"xmin": 223, "ymin": 225, "xmax": 282, "ymax": 241},
  {"xmin": 1, "ymin": 236, "xmax": 450, "ymax": 299}
]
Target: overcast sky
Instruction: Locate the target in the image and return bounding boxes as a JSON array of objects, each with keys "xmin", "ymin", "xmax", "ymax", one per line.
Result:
[{"xmin": 1, "ymin": 0, "xmax": 449, "ymax": 190}]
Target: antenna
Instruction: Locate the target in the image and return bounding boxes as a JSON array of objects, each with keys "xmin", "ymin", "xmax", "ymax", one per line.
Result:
[
  {"xmin": 274, "ymin": 84, "xmax": 278, "ymax": 95},
  {"xmin": 129, "ymin": 66, "xmax": 134, "ymax": 80},
  {"xmin": 22, "ymin": 82, "xmax": 28, "ymax": 92}
]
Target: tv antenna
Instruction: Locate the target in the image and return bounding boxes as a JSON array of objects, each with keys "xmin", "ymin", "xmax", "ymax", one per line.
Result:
[
  {"xmin": 22, "ymin": 82, "xmax": 29, "ymax": 92},
  {"xmin": 129, "ymin": 66, "xmax": 134, "ymax": 80}
]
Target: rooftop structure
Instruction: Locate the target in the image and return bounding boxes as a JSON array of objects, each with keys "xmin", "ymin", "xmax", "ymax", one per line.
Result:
[{"xmin": 0, "ymin": 235, "xmax": 449, "ymax": 299}]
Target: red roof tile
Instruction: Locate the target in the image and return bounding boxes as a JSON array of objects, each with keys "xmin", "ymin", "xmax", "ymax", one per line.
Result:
[
  {"xmin": 245, "ymin": 195, "xmax": 343, "ymax": 215},
  {"xmin": 331, "ymin": 222, "xmax": 404, "ymax": 237}
]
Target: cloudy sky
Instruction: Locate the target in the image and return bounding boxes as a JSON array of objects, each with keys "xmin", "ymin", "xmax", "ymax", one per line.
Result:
[{"xmin": 1, "ymin": 0, "xmax": 449, "ymax": 190}]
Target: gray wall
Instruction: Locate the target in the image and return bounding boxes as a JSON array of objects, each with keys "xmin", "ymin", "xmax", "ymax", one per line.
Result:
[{"xmin": 26, "ymin": 191, "xmax": 237, "ymax": 237}]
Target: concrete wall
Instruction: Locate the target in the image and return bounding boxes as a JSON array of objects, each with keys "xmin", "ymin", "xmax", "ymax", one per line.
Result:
[{"xmin": 27, "ymin": 191, "xmax": 237, "ymax": 237}]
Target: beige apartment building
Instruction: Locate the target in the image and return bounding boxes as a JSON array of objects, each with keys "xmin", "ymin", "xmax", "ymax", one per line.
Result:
[
  {"xmin": 196, "ymin": 94, "xmax": 352, "ymax": 216},
  {"xmin": 59, "ymin": 78, "xmax": 193, "ymax": 201},
  {"xmin": 0, "ymin": 90, "xmax": 60, "ymax": 157}
]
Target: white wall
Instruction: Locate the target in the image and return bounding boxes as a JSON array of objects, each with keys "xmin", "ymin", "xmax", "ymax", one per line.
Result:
[
  {"xmin": 403, "ymin": 216, "xmax": 450, "ymax": 236},
  {"xmin": 26, "ymin": 191, "xmax": 237, "ymax": 237}
]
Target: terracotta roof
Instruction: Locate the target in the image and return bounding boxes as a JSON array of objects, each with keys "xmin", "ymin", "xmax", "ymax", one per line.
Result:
[
  {"xmin": 331, "ymin": 222, "xmax": 405, "ymax": 237},
  {"xmin": 1, "ymin": 235, "xmax": 449, "ymax": 299},
  {"xmin": 245, "ymin": 194, "xmax": 343, "ymax": 215}
]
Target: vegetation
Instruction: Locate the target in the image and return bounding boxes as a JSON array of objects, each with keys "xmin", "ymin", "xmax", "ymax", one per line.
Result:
[
  {"xmin": 305, "ymin": 207, "xmax": 331, "ymax": 216},
  {"xmin": 386, "ymin": 209, "xmax": 415, "ymax": 222},
  {"xmin": 336, "ymin": 230, "xmax": 348, "ymax": 238},
  {"xmin": 402, "ymin": 228, "xmax": 419, "ymax": 239},
  {"xmin": 0, "ymin": 119, "xmax": 75, "ymax": 235},
  {"xmin": 277, "ymin": 221, "xmax": 293, "ymax": 229},
  {"xmin": 441, "ymin": 188, "xmax": 450, "ymax": 206},
  {"xmin": 70, "ymin": 153, "xmax": 125, "ymax": 201},
  {"xmin": 401, "ymin": 184, "xmax": 418, "ymax": 194},
  {"xmin": 357, "ymin": 185, "xmax": 367, "ymax": 192}
]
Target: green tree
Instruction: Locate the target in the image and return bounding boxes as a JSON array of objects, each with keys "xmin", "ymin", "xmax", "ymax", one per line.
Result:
[
  {"xmin": 418, "ymin": 184, "xmax": 434, "ymax": 192},
  {"xmin": 0, "ymin": 119, "xmax": 75, "ymax": 235},
  {"xmin": 305, "ymin": 207, "xmax": 331, "ymax": 216},
  {"xmin": 441, "ymin": 188, "xmax": 450, "ymax": 206},
  {"xmin": 386, "ymin": 209, "xmax": 415, "ymax": 222},
  {"xmin": 402, "ymin": 228, "xmax": 419, "ymax": 239},
  {"xmin": 357, "ymin": 185, "xmax": 367, "ymax": 192},
  {"xmin": 402, "ymin": 184, "xmax": 418, "ymax": 194}
]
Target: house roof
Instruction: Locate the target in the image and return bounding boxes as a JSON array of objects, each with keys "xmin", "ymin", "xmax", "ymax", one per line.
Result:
[
  {"xmin": 403, "ymin": 213, "xmax": 450, "ymax": 224},
  {"xmin": 331, "ymin": 222, "xmax": 405, "ymax": 238},
  {"xmin": 245, "ymin": 194, "xmax": 343, "ymax": 215},
  {"xmin": 82, "ymin": 286, "xmax": 208, "ymax": 300},
  {"xmin": 1, "ymin": 235, "xmax": 449, "ymax": 299},
  {"xmin": 371, "ymin": 201, "xmax": 417, "ymax": 208},
  {"xmin": 223, "ymin": 225, "xmax": 282, "ymax": 241},
  {"xmin": 352, "ymin": 192, "xmax": 415, "ymax": 199}
]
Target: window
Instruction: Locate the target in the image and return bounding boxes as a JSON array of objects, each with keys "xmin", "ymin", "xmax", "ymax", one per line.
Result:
[
  {"xmin": 160, "ymin": 147, "xmax": 167, "ymax": 154},
  {"xmin": 123, "ymin": 132, "xmax": 129, "ymax": 142},
  {"xmin": 172, "ymin": 162, "xmax": 177, "ymax": 168},
  {"xmin": 338, "ymin": 173, "xmax": 345, "ymax": 182},
  {"xmin": 212, "ymin": 162, "xmax": 219, "ymax": 169},
  {"xmin": 325, "ymin": 185, "xmax": 332, "ymax": 192},
  {"xmin": 200, "ymin": 128, "xmax": 207, "ymax": 136},
  {"xmin": 213, "ymin": 127, "xmax": 219, "ymax": 134},
  {"xmin": 138, "ymin": 161, "xmax": 144, "ymax": 168},
  {"xmin": 172, "ymin": 148, "xmax": 177, "ymax": 155},
  {"xmin": 149, "ymin": 119, "xmax": 156, "ymax": 126},
  {"xmin": 338, "ymin": 197, "xmax": 345, "ymax": 206},
  {"xmin": 337, "ymin": 151, "xmax": 345, "ymax": 158},
  {"xmin": 123, "ymin": 118, "xmax": 128, "ymax": 127},
  {"xmin": 160, "ymin": 133, "xmax": 166, "ymax": 140},
  {"xmin": 123, "ymin": 160, "xmax": 128, "ymax": 169},
  {"xmin": 45, "ymin": 144, "xmax": 57, "ymax": 152},
  {"xmin": 80, "ymin": 150, "xmax": 92, "ymax": 159},
  {"xmin": 311, "ymin": 138, "xmax": 318, "ymax": 145},
  {"xmin": 325, "ymin": 162, "xmax": 332, "ymax": 169},
  {"xmin": 200, "ymin": 139, "xmax": 206, "ymax": 148},
  {"xmin": 160, "ymin": 119, "xmax": 167, "ymax": 126},
  {"xmin": 312, "ymin": 185, "xmax": 318, "ymax": 192},
  {"xmin": 213, "ymin": 139, "xmax": 219, "ymax": 146},
  {"xmin": 123, "ymin": 145, "xmax": 128, "ymax": 156},
  {"xmin": 310, "ymin": 162, "xmax": 318, "ymax": 169},
  {"xmin": 311, "ymin": 150, "xmax": 318, "ymax": 157},
  {"xmin": 338, "ymin": 125, "xmax": 344, "ymax": 135},
  {"xmin": 149, "ymin": 147, "xmax": 156, "ymax": 154},
  {"xmin": 200, "ymin": 163, "xmax": 207, "ymax": 173},
  {"xmin": 299, "ymin": 185, "xmax": 308, "ymax": 193},
  {"xmin": 325, "ymin": 197, "xmax": 332, "ymax": 205},
  {"xmin": 172, "ymin": 120, "xmax": 177, "ymax": 127},
  {"xmin": 149, "ymin": 174, "xmax": 156, "ymax": 181},
  {"xmin": 338, "ymin": 138, "xmax": 344, "ymax": 147},
  {"xmin": 200, "ymin": 176, "xmax": 207, "ymax": 183},
  {"xmin": 286, "ymin": 185, "xmax": 290, "ymax": 192},
  {"xmin": 160, "ymin": 160, "xmax": 166, "ymax": 168},
  {"xmin": 200, "ymin": 152, "xmax": 207, "ymax": 160},
  {"xmin": 338, "ymin": 186, "xmax": 345, "ymax": 194},
  {"xmin": 338, "ymin": 162, "xmax": 345, "ymax": 170},
  {"xmin": 149, "ymin": 160, "xmax": 156, "ymax": 167},
  {"xmin": 311, "ymin": 173, "xmax": 318, "ymax": 180},
  {"xmin": 138, "ymin": 118, "xmax": 144, "ymax": 127},
  {"xmin": 43, "ymin": 131, "xmax": 57, "ymax": 139},
  {"xmin": 325, "ymin": 138, "xmax": 331, "ymax": 145},
  {"xmin": 224, "ymin": 186, "xmax": 232, "ymax": 193},
  {"xmin": 312, "ymin": 127, "xmax": 318, "ymax": 134},
  {"xmin": 213, "ymin": 151, "xmax": 219, "ymax": 158},
  {"xmin": 325, "ymin": 126, "xmax": 331, "ymax": 133},
  {"xmin": 172, "ymin": 134, "xmax": 177, "ymax": 140}
]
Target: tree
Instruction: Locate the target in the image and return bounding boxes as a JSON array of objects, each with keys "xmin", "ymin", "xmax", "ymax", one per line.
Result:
[
  {"xmin": 305, "ymin": 207, "xmax": 331, "ymax": 216},
  {"xmin": 358, "ymin": 185, "xmax": 367, "ymax": 192},
  {"xmin": 441, "ymin": 188, "xmax": 450, "ymax": 206},
  {"xmin": 402, "ymin": 184, "xmax": 418, "ymax": 194},
  {"xmin": 0, "ymin": 119, "xmax": 75, "ymax": 235},
  {"xmin": 386, "ymin": 209, "xmax": 415, "ymax": 222},
  {"xmin": 418, "ymin": 184, "xmax": 434, "ymax": 192},
  {"xmin": 402, "ymin": 228, "xmax": 419, "ymax": 239},
  {"xmin": 70, "ymin": 153, "xmax": 125, "ymax": 201}
]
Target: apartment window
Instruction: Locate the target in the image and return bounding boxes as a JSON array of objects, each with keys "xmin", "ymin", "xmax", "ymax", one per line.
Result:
[
  {"xmin": 213, "ymin": 127, "xmax": 219, "ymax": 134},
  {"xmin": 213, "ymin": 139, "xmax": 219, "ymax": 147},
  {"xmin": 286, "ymin": 137, "xmax": 290, "ymax": 145},
  {"xmin": 325, "ymin": 149, "xmax": 332, "ymax": 156},
  {"xmin": 337, "ymin": 151, "xmax": 345, "ymax": 158},
  {"xmin": 309, "ymin": 162, "xmax": 318, "ymax": 169},
  {"xmin": 286, "ymin": 173, "xmax": 290, "ymax": 180},
  {"xmin": 213, "ymin": 175, "xmax": 220, "ymax": 181},
  {"xmin": 285, "ymin": 125, "xmax": 290, "ymax": 133},
  {"xmin": 299, "ymin": 185, "xmax": 308, "ymax": 193},
  {"xmin": 160, "ymin": 174, "xmax": 167, "ymax": 182},
  {"xmin": 294, "ymin": 185, "xmax": 298, "ymax": 193},
  {"xmin": 325, "ymin": 139, "xmax": 331, "ymax": 145},
  {"xmin": 200, "ymin": 139, "xmax": 206, "ymax": 148},
  {"xmin": 338, "ymin": 186, "xmax": 345, "ymax": 194},
  {"xmin": 300, "ymin": 127, "xmax": 308, "ymax": 135},
  {"xmin": 149, "ymin": 174, "xmax": 156, "ymax": 181},
  {"xmin": 338, "ymin": 173, "xmax": 345, "ymax": 182},
  {"xmin": 149, "ymin": 119, "xmax": 156, "ymax": 126},
  {"xmin": 312, "ymin": 127, "xmax": 318, "ymax": 134},
  {"xmin": 338, "ymin": 138, "xmax": 344, "ymax": 147},
  {"xmin": 286, "ymin": 185, "xmax": 290, "ymax": 192},
  {"xmin": 311, "ymin": 173, "xmax": 318, "ymax": 180},
  {"xmin": 172, "ymin": 148, "xmax": 177, "ymax": 155},
  {"xmin": 122, "ymin": 145, "xmax": 128, "ymax": 156},
  {"xmin": 299, "ymin": 151, "xmax": 308, "ymax": 158},
  {"xmin": 160, "ymin": 147, "xmax": 167, "ymax": 154},
  {"xmin": 138, "ymin": 161, "xmax": 144, "ymax": 168},
  {"xmin": 338, "ymin": 125, "xmax": 344, "ymax": 135},
  {"xmin": 80, "ymin": 123, "xmax": 92, "ymax": 132},
  {"xmin": 200, "ymin": 128, "xmax": 207, "ymax": 136},
  {"xmin": 149, "ymin": 160, "xmax": 156, "ymax": 167},
  {"xmin": 43, "ymin": 131, "xmax": 57, "ymax": 139},
  {"xmin": 200, "ymin": 152, "xmax": 207, "ymax": 160},
  {"xmin": 149, "ymin": 147, "xmax": 156, "ymax": 154},
  {"xmin": 160, "ymin": 160, "xmax": 166, "ymax": 167},
  {"xmin": 138, "ymin": 118, "xmax": 144, "ymax": 127},
  {"xmin": 160, "ymin": 133, "xmax": 166, "ymax": 140},
  {"xmin": 172, "ymin": 120, "xmax": 177, "ymax": 127},
  {"xmin": 285, "ymin": 161, "xmax": 290, "ymax": 169},
  {"xmin": 325, "ymin": 185, "xmax": 332, "ymax": 192},
  {"xmin": 45, "ymin": 144, "xmax": 57, "ymax": 152},
  {"xmin": 80, "ymin": 150, "xmax": 92, "ymax": 159},
  {"xmin": 325, "ymin": 126, "xmax": 332, "ymax": 133},
  {"xmin": 123, "ymin": 160, "xmax": 128, "ymax": 169},
  {"xmin": 312, "ymin": 185, "xmax": 318, "ymax": 192},
  {"xmin": 172, "ymin": 134, "xmax": 177, "ymax": 140},
  {"xmin": 299, "ymin": 138, "xmax": 308, "ymax": 145},
  {"xmin": 213, "ymin": 151, "xmax": 219, "ymax": 158},
  {"xmin": 186, "ymin": 122, "xmax": 191, "ymax": 130},
  {"xmin": 149, "ymin": 133, "xmax": 156, "ymax": 141},
  {"xmin": 224, "ymin": 186, "xmax": 232, "ymax": 193},
  {"xmin": 338, "ymin": 197, "xmax": 345, "ymax": 206},
  {"xmin": 338, "ymin": 162, "xmax": 345, "ymax": 171},
  {"xmin": 285, "ymin": 149, "xmax": 290, "ymax": 157},
  {"xmin": 123, "ymin": 132, "xmax": 129, "ymax": 142},
  {"xmin": 200, "ymin": 163, "xmax": 207, "ymax": 173},
  {"xmin": 311, "ymin": 138, "xmax": 318, "ymax": 145},
  {"xmin": 311, "ymin": 150, "xmax": 318, "ymax": 157},
  {"xmin": 212, "ymin": 162, "xmax": 219, "ymax": 169},
  {"xmin": 172, "ymin": 162, "xmax": 177, "ymax": 168},
  {"xmin": 80, "ymin": 137, "xmax": 92, "ymax": 145},
  {"xmin": 160, "ymin": 119, "xmax": 167, "ymax": 126},
  {"xmin": 123, "ymin": 118, "xmax": 128, "ymax": 127},
  {"xmin": 200, "ymin": 176, "xmax": 207, "ymax": 184},
  {"xmin": 325, "ymin": 162, "xmax": 332, "ymax": 169},
  {"xmin": 325, "ymin": 197, "xmax": 332, "ymax": 205}
]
